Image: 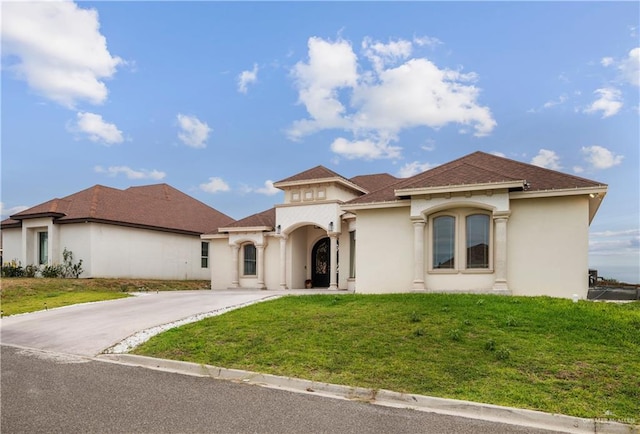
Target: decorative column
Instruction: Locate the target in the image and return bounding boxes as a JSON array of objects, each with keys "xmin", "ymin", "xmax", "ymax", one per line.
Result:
[
  {"xmin": 256, "ymin": 244, "xmax": 266, "ymax": 290},
  {"xmin": 493, "ymin": 212, "xmax": 510, "ymax": 291},
  {"xmin": 230, "ymin": 244, "xmax": 240, "ymax": 288},
  {"xmin": 412, "ymin": 219, "xmax": 426, "ymax": 290},
  {"xmin": 328, "ymin": 233, "xmax": 339, "ymax": 290},
  {"xmin": 279, "ymin": 235, "xmax": 288, "ymax": 289}
]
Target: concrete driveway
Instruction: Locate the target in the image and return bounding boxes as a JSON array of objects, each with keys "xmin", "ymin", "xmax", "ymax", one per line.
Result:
[{"xmin": 0, "ymin": 289, "xmax": 312, "ymax": 356}]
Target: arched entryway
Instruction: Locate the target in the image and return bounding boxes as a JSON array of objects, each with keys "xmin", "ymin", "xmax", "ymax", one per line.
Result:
[{"xmin": 311, "ymin": 237, "xmax": 330, "ymax": 288}]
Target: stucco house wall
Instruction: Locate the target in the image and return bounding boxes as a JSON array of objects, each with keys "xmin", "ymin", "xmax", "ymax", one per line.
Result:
[
  {"xmin": 210, "ymin": 238, "xmax": 233, "ymax": 289},
  {"xmin": 508, "ymin": 196, "xmax": 589, "ymax": 298},
  {"xmin": 1, "ymin": 227, "xmax": 22, "ymax": 265},
  {"xmin": 354, "ymin": 206, "xmax": 414, "ymax": 293}
]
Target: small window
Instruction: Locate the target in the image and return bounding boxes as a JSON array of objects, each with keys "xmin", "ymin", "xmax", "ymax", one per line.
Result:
[
  {"xmin": 466, "ymin": 214, "xmax": 489, "ymax": 269},
  {"xmin": 38, "ymin": 232, "xmax": 48, "ymax": 265},
  {"xmin": 433, "ymin": 216, "xmax": 455, "ymax": 269},
  {"xmin": 243, "ymin": 244, "xmax": 256, "ymax": 276},
  {"xmin": 201, "ymin": 242, "xmax": 209, "ymax": 268}
]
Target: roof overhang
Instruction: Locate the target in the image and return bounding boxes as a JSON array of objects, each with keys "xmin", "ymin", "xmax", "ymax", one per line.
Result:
[
  {"xmin": 10, "ymin": 212, "xmax": 66, "ymax": 221},
  {"xmin": 341, "ymin": 200, "xmax": 411, "ymax": 212},
  {"xmin": 201, "ymin": 233, "xmax": 228, "ymax": 240},
  {"xmin": 510, "ymin": 186, "xmax": 608, "ymax": 224},
  {"xmin": 274, "ymin": 177, "xmax": 368, "ymax": 194},
  {"xmin": 218, "ymin": 226, "xmax": 273, "ymax": 233},
  {"xmin": 394, "ymin": 180, "xmax": 525, "ymax": 197}
]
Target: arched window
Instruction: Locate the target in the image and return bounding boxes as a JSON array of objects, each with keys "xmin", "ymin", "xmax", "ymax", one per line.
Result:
[
  {"xmin": 429, "ymin": 209, "xmax": 492, "ymax": 272},
  {"xmin": 433, "ymin": 216, "xmax": 455, "ymax": 269},
  {"xmin": 466, "ymin": 214, "xmax": 489, "ymax": 269},
  {"xmin": 243, "ymin": 244, "xmax": 256, "ymax": 276}
]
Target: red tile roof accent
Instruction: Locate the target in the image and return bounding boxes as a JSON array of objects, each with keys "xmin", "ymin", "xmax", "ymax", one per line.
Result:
[
  {"xmin": 349, "ymin": 173, "xmax": 399, "ymax": 193},
  {"xmin": 3, "ymin": 184, "xmax": 234, "ymax": 235},
  {"xmin": 347, "ymin": 151, "xmax": 606, "ymax": 205}
]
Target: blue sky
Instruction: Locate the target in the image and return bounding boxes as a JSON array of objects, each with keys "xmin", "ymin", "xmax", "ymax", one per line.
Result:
[{"xmin": 2, "ymin": 1, "xmax": 638, "ymax": 283}]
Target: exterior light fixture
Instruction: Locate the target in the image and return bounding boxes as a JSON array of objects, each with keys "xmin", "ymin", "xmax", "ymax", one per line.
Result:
[
  {"xmin": 328, "ymin": 221, "xmax": 334, "ymax": 232},
  {"xmin": 276, "ymin": 225, "xmax": 281, "ymax": 234}
]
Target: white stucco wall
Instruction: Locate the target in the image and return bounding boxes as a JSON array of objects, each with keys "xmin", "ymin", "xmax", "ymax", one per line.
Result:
[
  {"xmin": 277, "ymin": 202, "xmax": 343, "ymax": 233},
  {"xmin": 86, "ymin": 223, "xmax": 209, "ymax": 279},
  {"xmin": 508, "ymin": 196, "xmax": 590, "ymax": 298},
  {"xmin": 210, "ymin": 238, "xmax": 233, "ymax": 289},
  {"xmin": 355, "ymin": 206, "xmax": 414, "ymax": 293},
  {"xmin": 263, "ymin": 235, "xmax": 280, "ymax": 289},
  {"xmin": 1, "ymin": 228, "xmax": 22, "ymax": 265}
]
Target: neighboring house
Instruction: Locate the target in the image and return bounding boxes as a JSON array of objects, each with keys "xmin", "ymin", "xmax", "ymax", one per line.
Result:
[
  {"xmin": 204, "ymin": 151, "xmax": 607, "ymax": 299},
  {"xmin": 1, "ymin": 184, "xmax": 234, "ymax": 280}
]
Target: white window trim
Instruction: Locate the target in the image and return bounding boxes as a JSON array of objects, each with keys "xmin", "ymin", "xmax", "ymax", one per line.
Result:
[{"xmin": 428, "ymin": 208, "xmax": 493, "ymax": 274}]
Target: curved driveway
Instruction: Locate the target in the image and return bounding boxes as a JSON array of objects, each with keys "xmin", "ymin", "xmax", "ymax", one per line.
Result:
[{"xmin": 0, "ymin": 289, "xmax": 312, "ymax": 356}]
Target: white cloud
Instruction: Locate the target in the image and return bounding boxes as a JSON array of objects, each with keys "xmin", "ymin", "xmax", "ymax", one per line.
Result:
[
  {"xmin": 397, "ymin": 161, "xmax": 438, "ymax": 178},
  {"xmin": 287, "ymin": 36, "xmax": 495, "ymax": 160},
  {"xmin": 584, "ymin": 87, "xmax": 623, "ymax": 118},
  {"xmin": 413, "ymin": 36, "xmax": 442, "ymax": 48},
  {"xmin": 94, "ymin": 165, "xmax": 166, "ymax": 180},
  {"xmin": 255, "ymin": 180, "xmax": 280, "ymax": 196},
  {"xmin": 238, "ymin": 63, "xmax": 258, "ymax": 94},
  {"xmin": 199, "ymin": 177, "xmax": 230, "ymax": 193},
  {"xmin": 531, "ymin": 149, "xmax": 562, "ymax": 170},
  {"xmin": 0, "ymin": 202, "xmax": 29, "ymax": 219},
  {"xmin": 543, "ymin": 94, "xmax": 568, "ymax": 109},
  {"xmin": 330, "ymin": 137, "xmax": 401, "ymax": 160},
  {"xmin": 362, "ymin": 37, "xmax": 413, "ymax": 72},
  {"xmin": 600, "ymin": 57, "xmax": 614, "ymax": 67},
  {"xmin": 573, "ymin": 166, "xmax": 584, "ymax": 174},
  {"xmin": 69, "ymin": 112, "xmax": 124, "ymax": 145},
  {"xmin": 490, "ymin": 151, "xmax": 506, "ymax": 158},
  {"xmin": 619, "ymin": 47, "xmax": 639, "ymax": 87},
  {"xmin": 1, "ymin": 1, "xmax": 122, "ymax": 108},
  {"xmin": 581, "ymin": 145, "xmax": 624, "ymax": 169},
  {"xmin": 177, "ymin": 114, "xmax": 211, "ymax": 148}
]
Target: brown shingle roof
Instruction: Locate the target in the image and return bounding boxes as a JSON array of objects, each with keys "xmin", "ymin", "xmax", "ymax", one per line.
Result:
[
  {"xmin": 222, "ymin": 207, "xmax": 275, "ymax": 230},
  {"xmin": 274, "ymin": 165, "xmax": 346, "ymax": 184},
  {"xmin": 347, "ymin": 151, "xmax": 606, "ymax": 205},
  {"xmin": 3, "ymin": 184, "xmax": 234, "ymax": 235},
  {"xmin": 349, "ymin": 173, "xmax": 399, "ymax": 193}
]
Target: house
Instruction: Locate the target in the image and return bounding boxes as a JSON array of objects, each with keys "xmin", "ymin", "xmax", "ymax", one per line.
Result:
[
  {"xmin": 204, "ymin": 151, "xmax": 607, "ymax": 299},
  {"xmin": 1, "ymin": 184, "xmax": 234, "ymax": 280}
]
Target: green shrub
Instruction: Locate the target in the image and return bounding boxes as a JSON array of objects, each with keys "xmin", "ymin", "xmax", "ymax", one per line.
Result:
[
  {"xmin": 61, "ymin": 248, "xmax": 83, "ymax": 278},
  {"xmin": 1, "ymin": 260, "xmax": 24, "ymax": 277},
  {"xmin": 41, "ymin": 264, "xmax": 63, "ymax": 278}
]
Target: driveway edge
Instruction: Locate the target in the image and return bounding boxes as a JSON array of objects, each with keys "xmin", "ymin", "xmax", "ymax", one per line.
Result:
[{"xmin": 97, "ymin": 353, "xmax": 638, "ymax": 434}]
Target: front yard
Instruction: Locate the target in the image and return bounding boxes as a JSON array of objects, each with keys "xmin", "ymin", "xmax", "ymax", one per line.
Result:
[{"xmin": 133, "ymin": 293, "xmax": 640, "ymax": 422}]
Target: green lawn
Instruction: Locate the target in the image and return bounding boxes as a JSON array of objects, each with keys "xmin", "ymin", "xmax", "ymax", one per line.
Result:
[
  {"xmin": 134, "ymin": 293, "xmax": 640, "ymax": 421},
  {"xmin": 0, "ymin": 278, "xmax": 210, "ymax": 316}
]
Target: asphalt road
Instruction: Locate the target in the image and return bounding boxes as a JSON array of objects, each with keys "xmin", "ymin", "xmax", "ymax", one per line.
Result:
[{"xmin": 1, "ymin": 345, "xmax": 562, "ymax": 434}]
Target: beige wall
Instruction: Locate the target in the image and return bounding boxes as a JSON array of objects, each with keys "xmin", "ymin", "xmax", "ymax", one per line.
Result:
[
  {"xmin": 210, "ymin": 238, "xmax": 233, "ymax": 289},
  {"xmin": 1, "ymin": 227, "xmax": 22, "ymax": 265},
  {"xmin": 355, "ymin": 206, "xmax": 414, "ymax": 293},
  {"xmin": 508, "ymin": 196, "xmax": 590, "ymax": 298}
]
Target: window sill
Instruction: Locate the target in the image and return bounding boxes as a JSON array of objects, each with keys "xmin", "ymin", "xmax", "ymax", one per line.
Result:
[{"xmin": 461, "ymin": 269, "xmax": 494, "ymax": 274}]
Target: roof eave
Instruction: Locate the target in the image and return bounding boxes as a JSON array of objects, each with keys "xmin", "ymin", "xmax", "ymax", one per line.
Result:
[
  {"xmin": 509, "ymin": 186, "xmax": 608, "ymax": 200},
  {"xmin": 395, "ymin": 180, "xmax": 525, "ymax": 197},
  {"xmin": 341, "ymin": 200, "xmax": 410, "ymax": 212},
  {"xmin": 274, "ymin": 177, "xmax": 368, "ymax": 194},
  {"xmin": 219, "ymin": 225, "xmax": 273, "ymax": 233}
]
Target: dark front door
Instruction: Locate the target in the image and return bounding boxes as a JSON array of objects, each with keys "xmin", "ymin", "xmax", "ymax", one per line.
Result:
[{"xmin": 311, "ymin": 237, "xmax": 330, "ymax": 288}]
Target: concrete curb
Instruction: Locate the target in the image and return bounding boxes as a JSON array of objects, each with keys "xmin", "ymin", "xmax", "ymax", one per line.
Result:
[{"xmin": 97, "ymin": 353, "xmax": 638, "ymax": 434}]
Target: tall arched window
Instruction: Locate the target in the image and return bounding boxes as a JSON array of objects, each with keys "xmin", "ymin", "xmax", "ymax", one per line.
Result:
[
  {"xmin": 433, "ymin": 216, "xmax": 455, "ymax": 269},
  {"xmin": 243, "ymin": 244, "xmax": 256, "ymax": 276},
  {"xmin": 466, "ymin": 214, "xmax": 490, "ymax": 269}
]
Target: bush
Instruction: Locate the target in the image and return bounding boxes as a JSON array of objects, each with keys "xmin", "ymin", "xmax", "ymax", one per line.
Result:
[
  {"xmin": 61, "ymin": 248, "xmax": 83, "ymax": 278},
  {"xmin": 1, "ymin": 260, "xmax": 24, "ymax": 277},
  {"xmin": 41, "ymin": 264, "xmax": 63, "ymax": 278},
  {"xmin": 24, "ymin": 264, "xmax": 39, "ymax": 278}
]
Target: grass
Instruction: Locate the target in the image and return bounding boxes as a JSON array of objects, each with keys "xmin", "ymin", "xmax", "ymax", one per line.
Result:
[
  {"xmin": 134, "ymin": 293, "xmax": 640, "ymax": 421},
  {"xmin": 0, "ymin": 278, "xmax": 209, "ymax": 316}
]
